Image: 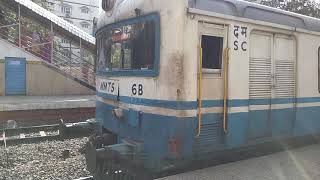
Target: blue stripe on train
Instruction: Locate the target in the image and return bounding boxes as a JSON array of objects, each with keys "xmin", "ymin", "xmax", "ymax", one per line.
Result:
[
  {"xmin": 96, "ymin": 100, "xmax": 320, "ymax": 170},
  {"xmin": 94, "ymin": 103, "xmax": 242, "ymax": 169},
  {"xmin": 97, "ymin": 92, "xmax": 316, "ymax": 110},
  {"xmin": 194, "ymin": 106, "xmax": 320, "ymax": 150}
]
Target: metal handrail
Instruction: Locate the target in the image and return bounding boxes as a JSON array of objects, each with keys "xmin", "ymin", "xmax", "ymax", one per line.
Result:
[
  {"xmin": 0, "ymin": 17, "xmax": 95, "ymax": 87},
  {"xmin": 223, "ymin": 48, "xmax": 230, "ymax": 134},
  {"xmin": 197, "ymin": 47, "xmax": 203, "ymax": 137}
]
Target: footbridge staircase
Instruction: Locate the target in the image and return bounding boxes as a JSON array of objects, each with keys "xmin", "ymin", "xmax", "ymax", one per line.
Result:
[{"xmin": 0, "ymin": 0, "xmax": 96, "ymax": 90}]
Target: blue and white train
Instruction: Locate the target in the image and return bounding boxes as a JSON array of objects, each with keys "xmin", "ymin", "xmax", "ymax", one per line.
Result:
[{"xmin": 87, "ymin": 0, "xmax": 320, "ymax": 178}]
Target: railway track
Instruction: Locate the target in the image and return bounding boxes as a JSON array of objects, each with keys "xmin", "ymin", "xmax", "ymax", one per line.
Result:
[
  {"xmin": 0, "ymin": 124, "xmax": 61, "ymax": 146},
  {"xmin": 0, "ymin": 119, "xmax": 100, "ymax": 146},
  {"xmin": 0, "ymin": 119, "xmax": 100, "ymax": 179}
]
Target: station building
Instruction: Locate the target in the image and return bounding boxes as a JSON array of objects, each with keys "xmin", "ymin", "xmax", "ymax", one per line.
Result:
[
  {"xmin": 0, "ymin": 0, "xmax": 98, "ymax": 125},
  {"xmin": 0, "ymin": 0, "xmax": 96, "ymax": 97},
  {"xmin": 0, "ymin": 42, "xmax": 94, "ymax": 96},
  {"xmin": 47, "ymin": 0, "xmax": 99, "ymax": 35}
]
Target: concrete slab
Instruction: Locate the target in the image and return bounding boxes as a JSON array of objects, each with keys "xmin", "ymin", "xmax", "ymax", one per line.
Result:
[
  {"xmin": 0, "ymin": 95, "xmax": 96, "ymax": 111},
  {"xmin": 158, "ymin": 143, "xmax": 320, "ymax": 180}
]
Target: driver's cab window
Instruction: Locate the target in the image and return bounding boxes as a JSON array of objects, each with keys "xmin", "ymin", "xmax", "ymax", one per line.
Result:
[
  {"xmin": 201, "ymin": 35, "xmax": 223, "ymax": 72},
  {"xmin": 199, "ymin": 22, "xmax": 226, "ymax": 75}
]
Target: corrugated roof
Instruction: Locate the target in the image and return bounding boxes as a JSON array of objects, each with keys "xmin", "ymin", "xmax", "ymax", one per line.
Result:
[
  {"xmin": 188, "ymin": 0, "xmax": 320, "ymax": 32},
  {"xmin": 14, "ymin": 0, "xmax": 95, "ymax": 44}
]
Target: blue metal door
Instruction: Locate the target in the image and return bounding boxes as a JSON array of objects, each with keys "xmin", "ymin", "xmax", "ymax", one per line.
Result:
[{"xmin": 5, "ymin": 57, "xmax": 26, "ymax": 95}]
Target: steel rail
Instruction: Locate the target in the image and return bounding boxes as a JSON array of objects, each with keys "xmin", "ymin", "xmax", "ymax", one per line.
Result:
[
  {"xmin": 1, "ymin": 124, "xmax": 60, "ymax": 136},
  {"xmin": 0, "ymin": 119, "xmax": 99, "ymax": 146},
  {"xmin": 0, "ymin": 124, "xmax": 61, "ymax": 145},
  {"xmin": 73, "ymin": 176, "xmax": 93, "ymax": 180},
  {"xmin": 0, "ymin": 134, "xmax": 61, "ymax": 146}
]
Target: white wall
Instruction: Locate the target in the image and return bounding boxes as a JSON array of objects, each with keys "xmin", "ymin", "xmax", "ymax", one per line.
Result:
[
  {"xmin": 0, "ymin": 39, "xmax": 94, "ymax": 96},
  {"xmin": 0, "ymin": 39, "xmax": 42, "ymax": 61}
]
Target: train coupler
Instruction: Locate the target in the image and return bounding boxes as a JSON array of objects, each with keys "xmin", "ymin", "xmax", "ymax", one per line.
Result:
[{"xmin": 85, "ymin": 136, "xmax": 150, "ymax": 180}]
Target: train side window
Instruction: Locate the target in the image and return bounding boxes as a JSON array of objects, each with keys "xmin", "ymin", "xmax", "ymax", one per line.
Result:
[
  {"xmin": 96, "ymin": 13, "xmax": 160, "ymax": 76},
  {"xmin": 98, "ymin": 20, "xmax": 156, "ymax": 71},
  {"xmin": 201, "ymin": 35, "xmax": 223, "ymax": 73}
]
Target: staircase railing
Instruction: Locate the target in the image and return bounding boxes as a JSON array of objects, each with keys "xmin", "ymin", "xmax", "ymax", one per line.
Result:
[{"xmin": 0, "ymin": 4, "xmax": 96, "ymax": 89}]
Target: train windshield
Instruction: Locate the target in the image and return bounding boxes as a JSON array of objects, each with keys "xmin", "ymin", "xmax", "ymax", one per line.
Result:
[{"xmin": 97, "ymin": 16, "xmax": 158, "ymax": 73}]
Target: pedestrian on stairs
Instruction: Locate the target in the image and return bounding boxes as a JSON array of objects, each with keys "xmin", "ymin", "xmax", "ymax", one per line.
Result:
[
  {"xmin": 32, "ymin": 31, "xmax": 41, "ymax": 55},
  {"xmin": 42, "ymin": 32, "xmax": 53, "ymax": 63}
]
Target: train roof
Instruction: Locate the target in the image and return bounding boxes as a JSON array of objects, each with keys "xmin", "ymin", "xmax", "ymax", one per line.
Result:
[{"xmin": 188, "ymin": 0, "xmax": 320, "ymax": 32}]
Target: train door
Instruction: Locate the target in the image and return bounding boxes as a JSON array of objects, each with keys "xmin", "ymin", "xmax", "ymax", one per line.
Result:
[
  {"xmin": 5, "ymin": 57, "xmax": 27, "ymax": 96},
  {"xmin": 195, "ymin": 22, "xmax": 228, "ymax": 150},
  {"xmin": 249, "ymin": 32, "xmax": 296, "ymax": 140},
  {"xmin": 249, "ymin": 32, "xmax": 273, "ymax": 139},
  {"xmin": 271, "ymin": 35, "xmax": 296, "ymax": 137}
]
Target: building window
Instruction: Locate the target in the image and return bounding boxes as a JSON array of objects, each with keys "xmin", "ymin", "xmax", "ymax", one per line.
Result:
[
  {"xmin": 62, "ymin": 48, "xmax": 71, "ymax": 57},
  {"xmin": 201, "ymin": 35, "xmax": 223, "ymax": 73},
  {"xmin": 81, "ymin": 23, "xmax": 90, "ymax": 29},
  {"xmin": 81, "ymin": 7, "xmax": 89, "ymax": 14},
  {"xmin": 61, "ymin": 5, "xmax": 72, "ymax": 15},
  {"xmin": 61, "ymin": 38, "xmax": 69, "ymax": 44}
]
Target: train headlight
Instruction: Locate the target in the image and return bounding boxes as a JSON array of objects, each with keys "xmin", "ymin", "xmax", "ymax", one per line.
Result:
[
  {"xmin": 102, "ymin": 0, "xmax": 116, "ymax": 11},
  {"xmin": 112, "ymin": 108, "xmax": 124, "ymax": 120}
]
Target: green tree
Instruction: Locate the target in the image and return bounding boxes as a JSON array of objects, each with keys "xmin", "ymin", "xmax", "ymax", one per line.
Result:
[
  {"xmin": 284, "ymin": 0, "xmax": 320, "ymax": 17},
  {"xmin": 247, "ymin": 0, "xmax": 320, "ymax": 18},
  {"xmin": 249, "ymin": 0, "xmax": 285, "ymax": 8},
  {"xmin": 31, "ymin": 0, "xmax": 53, "ymax": 11}
]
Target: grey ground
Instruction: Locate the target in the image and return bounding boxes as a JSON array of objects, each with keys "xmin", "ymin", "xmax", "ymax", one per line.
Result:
[
  {"xmin": 1, "ymin": 139, "xmax": 320, "ymax": 180},
  {"xmin": 158, "ymin": 143, "xmax": 320, "ymax": 180},
  {"xmin": 0, "ymin": 137, "xmax": 91, "ymax": 180}
]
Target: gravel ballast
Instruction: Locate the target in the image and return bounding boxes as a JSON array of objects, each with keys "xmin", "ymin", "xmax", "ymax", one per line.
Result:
[{"xmin": 0, "ymin": 137, "xmax": 91, "ymax": 180}]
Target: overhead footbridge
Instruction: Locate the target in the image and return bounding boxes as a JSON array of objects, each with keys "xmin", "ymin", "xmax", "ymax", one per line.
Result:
[{"xmin": 0, "ymin": 0, "xmax": 96, "ymax": 90}]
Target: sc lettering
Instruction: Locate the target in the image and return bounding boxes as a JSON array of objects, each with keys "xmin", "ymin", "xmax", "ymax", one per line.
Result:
[
  {"xmin": 233, "ymin": 25, "xmax": 248, "ymax": 52},
  {"xmin": 234, "ymin": 41, "xmax": 247, "ymax": 51}
]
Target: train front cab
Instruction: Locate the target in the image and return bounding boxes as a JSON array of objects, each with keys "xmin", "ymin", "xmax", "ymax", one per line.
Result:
[{"xmin": 91, "ymin": 1, "xmax": 197, "ymax": 177}]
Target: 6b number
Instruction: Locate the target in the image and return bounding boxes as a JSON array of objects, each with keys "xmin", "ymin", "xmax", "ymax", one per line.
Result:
[{"xmin": 132, "ymin": 84, "xmax": 143, "ymax": 96}]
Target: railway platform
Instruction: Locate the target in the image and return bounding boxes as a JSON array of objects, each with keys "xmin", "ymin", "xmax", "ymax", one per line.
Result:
[
  {"xmin": 0, "ymin": 95, "xmax": 96, "ymax": 127},
  {"xmin": 158, "ymin": 143, "xmax": 320, "ymax": 180},
  {"xmin": 0, "ymin": 95, "xmax": 95, "ymax": 111}
]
